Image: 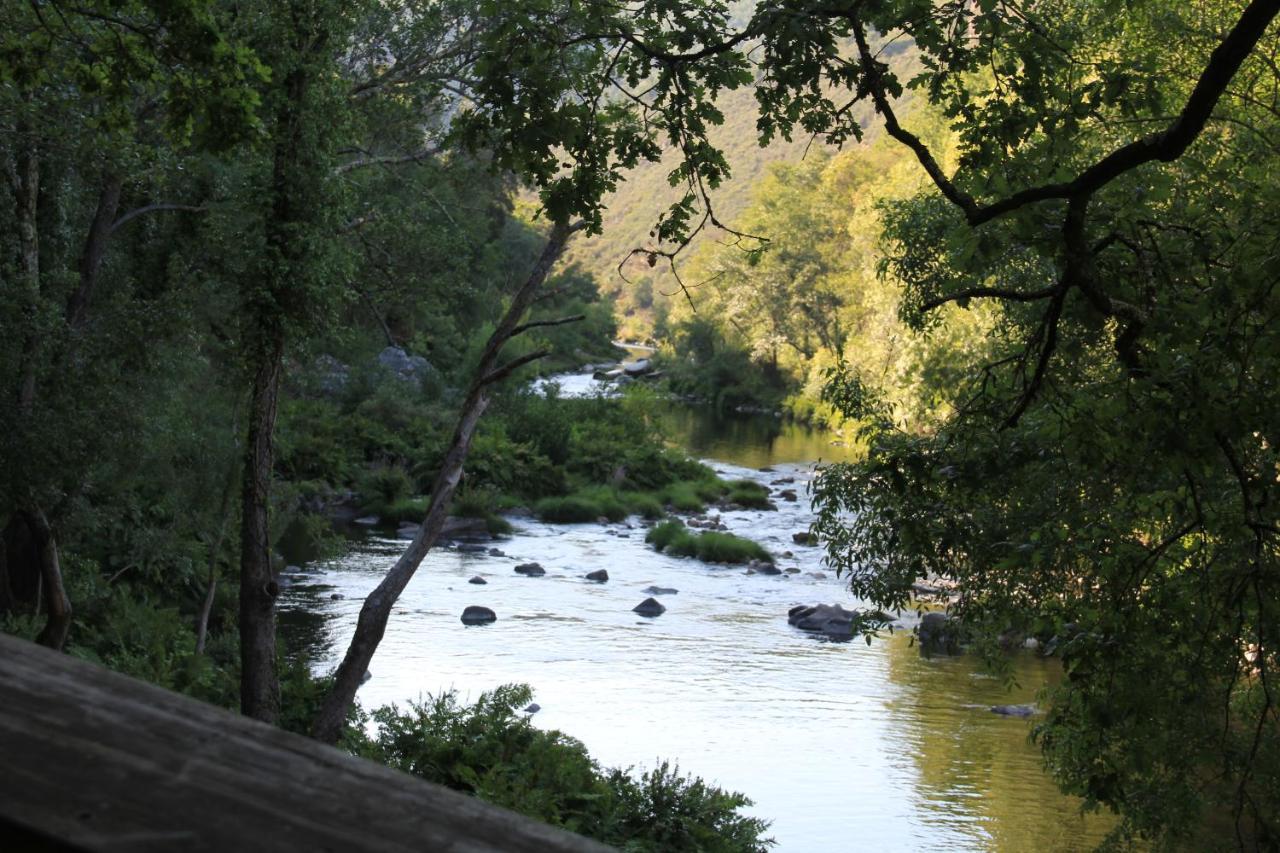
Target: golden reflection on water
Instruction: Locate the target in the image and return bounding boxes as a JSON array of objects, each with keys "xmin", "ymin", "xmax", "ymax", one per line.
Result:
[{"xmin": 883, "ymin": 635, "xmax": 1118, "ymax": 851}]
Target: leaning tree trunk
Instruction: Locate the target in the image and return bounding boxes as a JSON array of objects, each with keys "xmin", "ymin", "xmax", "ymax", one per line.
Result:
[
  {"xmin": 311, "ymin": 221, "xmax": 576, "ymax": 743},
  {"xmin": 238, "ymin": 327, "xmax": 285, "ymax": 722},
  {"xmin": 26, "ymin": 509, "xmax": 71, "ymax": 651}
]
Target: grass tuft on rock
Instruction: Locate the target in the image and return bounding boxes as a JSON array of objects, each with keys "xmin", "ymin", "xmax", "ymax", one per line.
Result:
[{"xmin": 645, "ymin": 520, "xmax": 772, "ymax": 564}]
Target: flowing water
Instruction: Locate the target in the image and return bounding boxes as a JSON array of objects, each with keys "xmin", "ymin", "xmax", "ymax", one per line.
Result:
[{"xmin": 282, "ymin": 368, "xmax": 1116, "ymax": 852}]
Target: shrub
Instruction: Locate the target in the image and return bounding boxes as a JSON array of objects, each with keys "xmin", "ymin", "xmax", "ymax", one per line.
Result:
[
  {"xmin": 621, "ymin": 492, "xmax": 666, "ymax": 520},
  {"xmin": 380, "ymin": 497, "xmax": 429, "ymax": 525},
  {"xmin": 358, "ymin": 466, "xmax": 414, "ymax": 512},
  {"xmin": 685, "ymin": 532, "xmax": 772, "ymax": 564},
  {"xmin": 726, "ymin": 480, "xmax": 772, "ymax": 510},
  {"xmin": 647, "ymin": 521, "xmax": 772, "ymax": 564},
  {"xmin": 362, "ymin": 685, "xmax": 772, "ymax": 851},
  {"xmin": 535, "ymin": 495, "xmax": 614, "ymax": 523},
  {"xmin": 645, "ymin": 519, "xmax": 689, "ymax": 551}
]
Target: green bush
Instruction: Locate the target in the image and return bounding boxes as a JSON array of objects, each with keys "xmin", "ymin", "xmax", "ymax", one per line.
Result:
[
  {"xmin": 646, "ymin": 521, "xmax": 772, "ymax": 565},
  {"xmin": 358, "ymin": 466, "xmax": 414, "ymax": 511},
  {"xmin": 726, "ymin": 480, "xmax": 772, "ymax": 510},
  {"xmin": 621, "ymin": 491, "xmax": 666, "ymax": 520},
  {"xmin": 362, "ymin": 685, "xmax": 772, "ymax": 851},
  {"xmin": 645, "ymin": 519, "xmax": 689, "ymax": 550},
  {"xmin": 380, "ymin": 497, "xmax": 429, "ymax": 525}
]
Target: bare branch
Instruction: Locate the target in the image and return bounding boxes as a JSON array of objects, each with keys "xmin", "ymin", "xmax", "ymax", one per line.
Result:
[
  {"xmin": 510, "ymin": 314, "xmax": 586, "ymax": 337},
  {"xmin": 109, "ymin": 203, "xmax": 206, "ymax": 235}
]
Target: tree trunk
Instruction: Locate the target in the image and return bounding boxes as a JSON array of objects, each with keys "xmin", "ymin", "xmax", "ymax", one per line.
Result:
[
  {"xmin": 238, "ymin": 328, "xmax": 285, "ymax": 722},
  {"xmin": 66, "ymin": 175, "xmax": 124, "ymax": 333},
  {"xmin": 197, "ymin": 441, "xmax": 242, "ymax": 656},
  {"xmin": 8, "ymin": 131, "xmax": 40, "ymax": 414},
  {"xmin": 311, "ymin": 221, "xmax": 575, "ymax": 743},
  {"xmin": 26, "ymin": 509, "xmax": 71, "ymax": 651}
]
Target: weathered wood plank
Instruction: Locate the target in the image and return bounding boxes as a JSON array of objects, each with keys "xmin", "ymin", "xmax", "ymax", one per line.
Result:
[{"xmin": 0, "ymin": 633, "xmax": 613, "ymax": 852}]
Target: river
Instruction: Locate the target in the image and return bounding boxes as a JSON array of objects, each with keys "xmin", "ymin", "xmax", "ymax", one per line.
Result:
[{"xmin": 281, "ymin": 369, "xmax": 1115, "ymax": 852}]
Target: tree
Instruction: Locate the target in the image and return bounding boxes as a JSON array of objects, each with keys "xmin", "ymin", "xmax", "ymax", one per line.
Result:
[
  {"xmin": 772, "ymin": 1, "xmax": 1280, "ymax": 844},
  {"xmin": 0, "ymin": 0, "xmax": 263, "ymax": 650}
]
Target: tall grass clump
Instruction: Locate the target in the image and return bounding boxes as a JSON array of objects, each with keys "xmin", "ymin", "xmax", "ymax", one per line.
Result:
[{"xmin": 646, "ymin": 520, "xmax": 772, "ymax": 564}]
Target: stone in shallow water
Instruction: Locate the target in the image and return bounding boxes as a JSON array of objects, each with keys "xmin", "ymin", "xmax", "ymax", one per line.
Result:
[
  {"xmin": 514, "ymin": 563, "xmax": 545, "ymax": 577},
  {"xmin": 633, "ymin": 597, "xmax": 666, "ymax": 617},
  {"xmin": 523, "ymin": 703, "xmax": 541, "ymax": 714},
  {"xmin": 461, "ymin": 605, "xmax": 497, "ymax": 625},
  {"xmin": 468, "ymin": 576, "xmax": 487, "ymax": 585},
  {"xmin": 644, "ymin": 586, "xmax": 678, "ymax": 595},
  {"xmin": 585, "ymin": 570, "xmax": 609, "ymax": 582}
]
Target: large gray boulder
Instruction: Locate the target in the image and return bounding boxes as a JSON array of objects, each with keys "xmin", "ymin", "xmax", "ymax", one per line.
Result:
[
  {"xmin": 585, "ymin": 569, "xmax": 609, "ymax": 582},
  {"xmin": 788, "ymin": 603, "xmax": 858, "ymax": 639},
  {"xmin": 461, "ymin": 606, "xmax": 496, "ymax": 625},
  {"xmin": 441, "ymin": 516, "xmax": 490, "ymax": 540},
  {"xmin": 633, "ymin": 597, "xmax": 666, "ymax": 617},
  {"xmin": 918, "ymin": 611, "xmax": 961, "ymax": 655},
  {"xmin": 313, "ymin": 355, "xmax": 350, "ymax": 396},
  {"xmin": 623, "ymin": 359, "xmax": 652, "ymax": 376},
  {"xmin": 376, "ymin": 346, "xmax": 435, "ymax": 389},
  {"xmin": 514, "ymin": 563, "xmax": 545, "ymax": 577}
]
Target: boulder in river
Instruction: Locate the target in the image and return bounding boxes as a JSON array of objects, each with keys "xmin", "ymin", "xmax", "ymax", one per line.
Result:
[
  {"xmin": 788, "ymin": 604, "xmax": 857, "ymax": 639},
  {"xmin": 644, "ymin": 586, "xmax": 678, "ymax": 595},
  {"xmin": 468, "ymin": 576, "xmax": 487, "ymax": 585},
  {"xmin": 456, "ymin": 543, "xmax": 487, "ymax": 554},
  {"xmin": 461, "ymin": 605, "xmax": 497, "ymax": 625},
  {"xmin": 623, "ymin": 359, "xmax": 652, "ymax": 376},
  {"xmin": 523, "ymin": 703, "xmax": 541, "ymax": 715},
  {"xmin": 633, "ymin": 597, "xmax": 666, "ymax": 617},
  {"xmin": 754, "ymin": 566, "xmax": 783, "ymax": 576},
  {"xmin": 585, "ymin": 569, "xmax": 609, "ymax": 582},
  {"xmin": 792, "ymin": 531, "xmax": 819, "ymax": 546},
  {"xmin": 778, "ymin": 490, "xmax": 798, "ymax": 502},
  {"xmin": 441, "ymin": 516, "xmax": 491, "ymax": 540},
  {"xmin": 919, "ymin": 611, "xmax": 961, "ymax": 655},
  {"xmin": 514, "ymin": 563, "xmax": 546, "ymax": 577}
]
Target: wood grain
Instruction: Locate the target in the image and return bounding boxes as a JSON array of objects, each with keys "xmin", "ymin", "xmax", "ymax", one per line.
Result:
[{"xmin": 0, "ymin": 633, "xmax": 613, "ymax": 852}]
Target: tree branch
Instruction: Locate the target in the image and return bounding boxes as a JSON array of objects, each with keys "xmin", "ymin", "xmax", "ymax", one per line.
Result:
[
  {"xmin": 109, "ymin": 203, "xmax": 206, "ymax": 235},
  {"xmin": 334, "ymin": 146, "xmax": 441, "ymax": 175},
  {"xmin": 852, "ymin": 0, "xmax": 1280, "ymax": 225},
  {"xmin": 480, "ymin": 349, "xmax": 551, "ymax": 386},
  {"xmin": 510, "ymin": 314, "xmax": 586, "ymax": 337}
]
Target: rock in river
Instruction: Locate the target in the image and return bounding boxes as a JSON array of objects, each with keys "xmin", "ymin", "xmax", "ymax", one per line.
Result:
[
  {"xmin": 585, "ymin": 569, "xmax": 609, "ymax": 582},
  {"xmin": 515, "ymin": 563, "xmax": 546, "ymax": 577},
  {"xmin": 633, "ymin": 597, "xmax": 666, "ymax": 617},
  {"xmin": 456, "ymin": 543, "xmax": 488, "ymax": 554},
  {"xmin": 461, "ymin": 605, "xmax": 497, "ymax": 625},
  {"xmin": 468, "ymin": 576, "xmax": 487, "ymax": 585},
  {"xmin": 792, "ymin": 531, "xmax": 819, "ymax": 546},
  {"xmin": 644, "ymin": 586, "xmax": 678, "ymax": 595},
  {"xmin": 788, "ymin": 603, "xmax": 858, "ymax": 639},
  {"xmin": 919, "ymin": 611, "xmax": 961, "ymax": 655}
]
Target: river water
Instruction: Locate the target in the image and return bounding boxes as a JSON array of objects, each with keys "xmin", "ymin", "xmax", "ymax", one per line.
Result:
[{"xmin": 281, "ymin": 371, "xmax": 1115, "ymax": 852}]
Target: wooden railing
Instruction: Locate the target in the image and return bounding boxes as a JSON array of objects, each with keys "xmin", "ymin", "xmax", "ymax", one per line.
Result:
[{"xmin": 0, "ymin": 633, "xmax": 611, "ymax": 852}]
